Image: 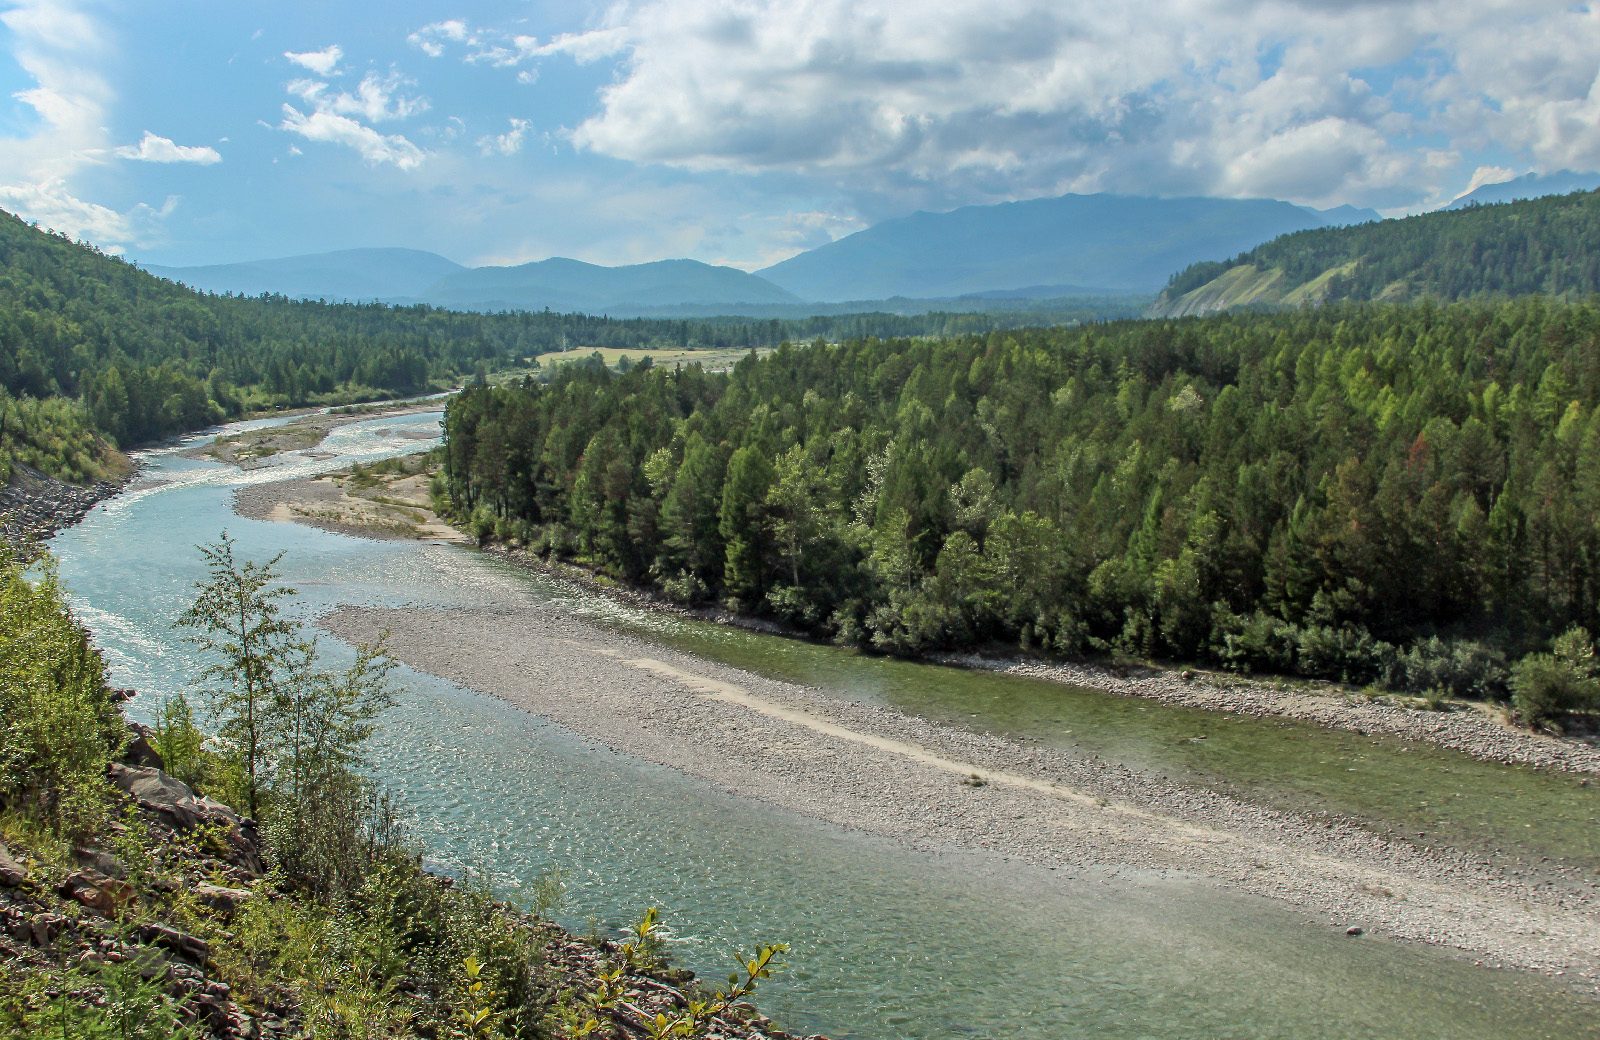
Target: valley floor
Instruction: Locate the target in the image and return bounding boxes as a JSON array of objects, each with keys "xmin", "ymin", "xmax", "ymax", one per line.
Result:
[
  {"xmin": 318, "ymin": 600, "xmax": 1600, "ymax": 994},
  {"xmin": 214, "ymin": 418, "xmax": 1600, "ymax": 999}
]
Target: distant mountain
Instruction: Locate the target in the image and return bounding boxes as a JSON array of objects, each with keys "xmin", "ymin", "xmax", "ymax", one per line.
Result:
[
  {"xmin": 142, "ymin": 248, "xmax": 464, "ymax": 302},
  {"xmin": 1310, "ymin": 204, "xmax": 1382, "ymax": 226},
  {"xmin": 1151, "ymin": 188, "xmax": 1600, "ymax": 317},
  {"xmin": 1445, "ymin": 170, "xmax": 1600, "ymax": 210},
  {"xmin": 755, "ymin": 193, "xmax": 1378, "ymax": 301},
  {"xmin": 414, "ymin": 257, "xmax": 798, "ymax": 314}
]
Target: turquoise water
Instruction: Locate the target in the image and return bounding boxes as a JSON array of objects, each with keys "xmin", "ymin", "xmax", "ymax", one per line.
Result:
[{"xmin": 45, "ymin": 412, "xmax": 1600, "ymax": 1039}]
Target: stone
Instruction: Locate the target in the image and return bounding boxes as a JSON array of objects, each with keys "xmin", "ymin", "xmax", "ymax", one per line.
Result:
[
  {"xmin": 1345, "ymin": 926, "xmax": 1364, "ymax": 936},
  {"xmin": 193, "ymin": 882, "xmax": 253, "ymax": 913},
  {"xmin": 73, "ymin": 845, "xmax": 127, "ymax": 879},
  {"xmin": 0, "ymin": 840, "xmax": 28, "ymax": 887},
  {"xmin": 58, "ymin": 870, "xmax": 135, "ymax": 916},
  {"xmin": 124, "ymin": 721, "xmax": 164, "ymax": 769},
  {"xmin": 138, "ymin": 922, "xmax": 210, "ymax": 965}
]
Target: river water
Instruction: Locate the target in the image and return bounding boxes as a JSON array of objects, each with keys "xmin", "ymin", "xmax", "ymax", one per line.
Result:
[{"xmin": 45, "ymin": 410, "xmax": 1600, "ymax": 1039}]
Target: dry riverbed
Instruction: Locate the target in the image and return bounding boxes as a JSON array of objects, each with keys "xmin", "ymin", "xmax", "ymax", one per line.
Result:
[
  {"xmin": 234, "ymin": 469, "xmax": 464, "ymax": 543},
  {"xmin": 320, "ymin": 600, "xmax": 1600, "ymax": 991},
  {"xmin": 222, "ymin": 467, "xmax": 1600, "ymax": 992}
]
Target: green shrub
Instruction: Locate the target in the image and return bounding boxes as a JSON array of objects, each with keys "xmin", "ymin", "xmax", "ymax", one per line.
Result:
[{"xmin": 0, "ymin": 547, "xmax": 124, "ymax": 833}]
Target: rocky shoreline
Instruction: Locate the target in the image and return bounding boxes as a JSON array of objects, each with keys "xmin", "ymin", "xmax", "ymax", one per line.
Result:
[
  {"xmin": 1, "ymin": 702, "xmax": 816, "ymax": 1040},
  {"xmin": 480, "ymin": 543, "xmax": 1600, "ymax": 776},
  {"xmin": 322, "ymin": 600, "xmax": 1600, "ymax": 992},
  {"xmin": 0, "ymin": 461, "xmax": 137, "ymax": 554}
]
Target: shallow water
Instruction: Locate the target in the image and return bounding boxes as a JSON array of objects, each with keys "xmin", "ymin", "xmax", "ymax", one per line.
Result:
[{"xmin": 45, "ymin": 412, "xmax": 1600, "ymax": 1039}]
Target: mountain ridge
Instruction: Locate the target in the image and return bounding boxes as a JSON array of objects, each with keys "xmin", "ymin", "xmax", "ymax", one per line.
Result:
[
  {"xmin": 1150, "ymin": 188, "xmax": 1600, "ymax": 317},
  {"xmin": 754, "ymin": 193, "xmax": 1380, "ymax": 301}
]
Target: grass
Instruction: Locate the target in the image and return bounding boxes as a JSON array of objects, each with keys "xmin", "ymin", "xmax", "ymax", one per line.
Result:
[{"xmin": 532, "ymin": 347, "xmax": 770, "ymax": 371}]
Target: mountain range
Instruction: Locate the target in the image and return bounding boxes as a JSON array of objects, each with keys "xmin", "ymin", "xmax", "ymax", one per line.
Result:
[
  {"xmin": 754, "ymin": 194, "xmax": 1376, "ymax": 300},
  {"xmin": 1445, "ymin": 170, "xmax": 1600, "ymax": 210},
  {"xmin": 138, "ymin": 192, "xmax": 1378, "ymax": 315}
]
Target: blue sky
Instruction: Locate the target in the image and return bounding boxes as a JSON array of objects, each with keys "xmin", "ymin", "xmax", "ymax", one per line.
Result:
[{"xmin": 2, "ymin": 1, "xmax": 1597, "ymax": 270}]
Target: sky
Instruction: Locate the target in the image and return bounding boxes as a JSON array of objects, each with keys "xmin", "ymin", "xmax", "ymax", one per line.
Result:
[{"xmin": 1, "ymin": 0, "xmax": 1598, "ymax": 270}]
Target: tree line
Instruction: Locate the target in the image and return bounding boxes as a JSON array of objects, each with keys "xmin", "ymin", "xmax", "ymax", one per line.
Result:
[
  {"xmin": 0, "ymin": 207, "xmax": 1115, "ymax": 473},
  {"xmin": 442, "ymin": 297, "xmax": 1600, "ymax": 719},
  {"xmin": 1164, "ymin": 189, "xmax": 1600, "ymax": 305}
]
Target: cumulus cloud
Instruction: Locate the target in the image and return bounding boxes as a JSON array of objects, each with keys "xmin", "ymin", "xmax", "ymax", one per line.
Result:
[
  {"xmin": 279, "ymin": 106, "xmax": 426, "ymax": 169},
  {"xmin": 408, "ymin": 20, "xmax": 468, "ymax": 58},
  {"xmin": 504, "ymin": 0, "xmax": 1600, "ymax": 211},
  {"xmin": 288, "ymin": 72, "xmax": 429, "ymax": 123},
  {"xmin": 477, "ymin": 118, "xmax": 534, "ymax": 156},
  {"xmin": 0, "ymin": 179, "xmax": 175, "ymax": 248},
  {"xmin": 277, "ymin": 63, "xmax": 428, "ymax": 168},
  {"xmin": 115, "ymin": 131, "xmax": 221, "ymax": 164},
  {"xmin": 285, "ymin": 44, "xmax": 342, "ymax": 75},
  {"xmin": 0, "ymin": 1, "xmax": 179, "ymax": 247}
]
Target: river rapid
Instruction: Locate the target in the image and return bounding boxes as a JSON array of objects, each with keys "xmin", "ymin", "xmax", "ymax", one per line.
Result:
[{"xmin": 44, "ymin": 409, "xmax": 1600, "ymax": 1040}]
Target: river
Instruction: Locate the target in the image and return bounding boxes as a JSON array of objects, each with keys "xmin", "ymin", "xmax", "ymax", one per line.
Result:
[{"xmin": 46, "ymin": 409, "xmax": 1600, "ymax": 1039}]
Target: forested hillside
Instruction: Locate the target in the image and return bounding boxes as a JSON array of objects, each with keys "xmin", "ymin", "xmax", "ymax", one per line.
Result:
[
  {"xmin": 0, "ymin": 209, "xmax": 1110, "ymax": 483},
  {"xmin": 1153, "ymin": 190, "xmax": 1600, "ymax": 316},
  {"xmin": 443, "ymin": 298, "xmax": 1600, "ymax": 705}
]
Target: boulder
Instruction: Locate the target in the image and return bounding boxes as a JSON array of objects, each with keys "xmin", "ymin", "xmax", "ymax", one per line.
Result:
[
  {"xmin": 107, "ymin": 763, "xmax": 262, "ymax": 875},
  {"xmin": 0, "ymin": 841, "xmax": 27, "ymax": 887},
  {"xmin": 124, "ymin": 722, "xmax": 164, "ymax": 769},
  {"xmin": 138, "ymin": 921, "xmax": 210, "ymax": 965},
  {"xmin": 193, "ymin": 881, "xmax": 253, "ymax": 914},
  {"xmin": 58, "ymin": 870, "xmax": 135, "ymax": 916}
]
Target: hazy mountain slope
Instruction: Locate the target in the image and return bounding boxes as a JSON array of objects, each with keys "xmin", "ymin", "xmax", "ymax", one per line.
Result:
[
  {"xmin": 1444, "ymin": 171, "xmax": 1600, "ymax": 210},
  {"xmin": 143, "ymin": 248, "xmax": 465, "ymax": 301},
  {"xmin": 755, "ymin": 193, "xmax": 1368, "ymax": 301},
  {"xmin": 1151, "ymin": 189, "xmax": 1600, "ymax": 316},
  {"xmin": 416, "ymin": 257, "xmax": 799, "ymax": 314}
]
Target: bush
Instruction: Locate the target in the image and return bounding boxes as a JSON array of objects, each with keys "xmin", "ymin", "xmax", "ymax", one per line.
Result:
[
  {"xmin": 1388, "ymin": 637, "xmax": 1508, "ymax": 700},
  {"xmin": 0, "ymin": 547, "xmax": 124, "ymax": 833},
  {"xmin": 1510, "ymin": 627, "xmax": 1599, "ymax": 725}
]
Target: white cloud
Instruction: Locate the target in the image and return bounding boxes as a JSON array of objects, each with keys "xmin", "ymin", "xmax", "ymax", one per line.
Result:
[
  {"xmin": 1453, "ymin": 165, "xmax": 1517, "ymax": 202},
  {"xmin": 478, "ymin": 118, "xmax": 533, "ymax": 156},
  {"xmin": 115, "ymin": 131, "xmax": 222, "ymax": 165},
  {"xmin": 408, "ymin": 20, "xmax": 468, "ymax": 58},
  {"xmin": 521, "ymin": 0, "xmax": 1600, "ymax": 211},
  {"xmin": 289, "ymin": 72, "xmax": 429, "ymax": 123},
  {"xmin": 0, "ymin": 178, "xmax": 175, "ymax": 249},
  {"xmin": 516, "ymin": 28, "xmax": 631, "ymax": 65},
  {"xmin": 279, "ymin": 105, "xmax": 426, "ymax": 169},
  {"xmin": 0, "ymin": 2, "xmax": 178, "ymax": 247},
  {"xmin": 285, "ymin": 45, "xmax": 342, "ymax": 76},
  {"xmin": 276, "ymin": 63, "xmax": 429, "ymax": 169}
]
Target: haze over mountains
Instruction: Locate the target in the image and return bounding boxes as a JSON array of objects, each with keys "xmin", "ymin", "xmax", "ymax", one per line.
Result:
[
  {"xmin": 754, "ymin": 194, "xmax": 1376, "ymax": 301},
  {"xmin": 1445, "ymin": 170, "xmax": 1600, "ymax": 210},
  {"xmin": 139, "ymin": 192, "xmax": 1376, "ymax": 316}
]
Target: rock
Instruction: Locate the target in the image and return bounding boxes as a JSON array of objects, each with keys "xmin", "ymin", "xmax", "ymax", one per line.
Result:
[
  {"xmin": 73, "ymin": 845, "xmax": 127, "ymax": 879},
  {"xmin": 58, "ymin": 870, "xmax": 135, "ymax": 916},
  {"xmin": 138, "ymin": 922, "xmax": 211, "ymax": 965},
  {"xmin": 1345, "ymin": 926, "xmax": 1364, "ymax": 936},
  {"xmin": 106, "ymin": 763, "xmax": 262, "ymax": 875},
  {"xmin": 193, "ymin": 881, "xmax": 253, "ymax": 913},
  {"xmin": 0, "ymin": 840, "xmax": 28, "ymax": 887},
  {"xmin": 124, "ymin": 721, "xmax": 164, "ymax": 768},
  {"xmin": 29, "ymin": 912, "xmax": 66, "ymax": 948}
]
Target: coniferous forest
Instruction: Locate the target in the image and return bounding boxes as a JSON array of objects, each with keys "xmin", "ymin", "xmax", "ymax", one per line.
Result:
[
  {"xmin": 0, "ymin": 208, "xmax": 1120, "ymax": 481},
  {"xmin": 1164, "ymin": 189, "xmax": 1600, "ymax": 304},
  {"xmin": 443, "ymin": 297, "xmax": 1600, "ymax": 702}
]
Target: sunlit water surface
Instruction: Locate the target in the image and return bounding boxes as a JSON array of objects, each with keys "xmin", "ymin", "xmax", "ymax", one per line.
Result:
[{"xmin": 45, "ymin": 412, "xmax": 1600, "ymax": 1039}]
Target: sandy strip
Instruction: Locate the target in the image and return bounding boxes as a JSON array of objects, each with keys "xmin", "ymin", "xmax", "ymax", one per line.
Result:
[{"xmin": 322, "ymin": 603, "xmax": 1600, "ymax": 990}]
